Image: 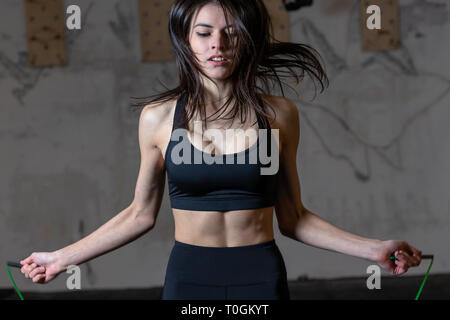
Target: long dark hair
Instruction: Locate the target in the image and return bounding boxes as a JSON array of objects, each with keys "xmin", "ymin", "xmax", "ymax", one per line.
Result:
[{"xmin": 130, "ymin": 0, "xmax": 328, "ymax": 130}]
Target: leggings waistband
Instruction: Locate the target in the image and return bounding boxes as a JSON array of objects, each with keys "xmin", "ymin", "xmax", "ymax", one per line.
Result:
[{"xmin": 174, "ymin": 239, "xmax": 276, "ymax": 251}]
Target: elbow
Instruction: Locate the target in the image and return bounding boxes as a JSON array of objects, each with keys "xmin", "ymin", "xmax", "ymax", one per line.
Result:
[
  {"xmin": 278, "ymin": 208, "xmax": 307, "ymax": 240},
  {"xmin": 139, "ymin": 215, "xmax": 156, "ymax": 233},
  {"xmin": 130, "ymin": 204, "xmax": 156, "ymax": 231},
  {"xmin": 279, "ymin": 223, "xmax": 297, "ymax": 239},
  {"xmin": 279, "ymin": 226, "xmax": 290, "ymax": 238},
  {"xmin": 138, "ymin": 213, "xmax": 156, "ymax": 231},
  {"xmin": 144, "ymin": 217, "xmax": 156, "ymax": 231}
]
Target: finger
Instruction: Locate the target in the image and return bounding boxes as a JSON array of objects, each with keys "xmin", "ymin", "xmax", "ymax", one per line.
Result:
[
  {"xmin": 25, "ymin": 264, "xmax": 34, "ymax": 276},
  {"xmin": 410, "ymin": 246, "xmax": 421, "ymax": 255},
  {"xmin": 29, "ymin": 266, "xmax": 45, "ymax": 279},
  {"xmin": 411, "ymin": 248, "xmax": 422, "ymax": 262},
  {"xmin": 22, "ymin": 265, "xmax": 31, "ymax": 278},
  {"xmin": 400, "ymin": 250, "xmax": 421, "ymax": 266},
  {"xmin": 394, "ymin": 258, "xmax": 409, "ymax": 275},
  {"xmin": 21, "ymin": 265, "xmax": 28, "ymax": 274},
  {"xmin": 25, "ymin": 264, "xmax": 38, "ymax": 278},
  {"xmin": 394, "ymin": 265, "xmax": 408, "ymax": 275},
  {"xmin": 37, "ymin": 274, "xmax": 46, "ymax": 284},
  {"xmin": 397, "ymin": 251, "xmax": 414, "ymax": 266},
  {"xmin": 407, "ymin": 245, "xmax": 422, "ymax": 258},
  {"xmin": 394, "ymin": 255, "xmax": 409, "ymax": 270},
  {"xmin": 398, "ymin": 251, "xmax": 419, "ymax": 267},
  {"xmin": 410, "ymin": 251, "xmax": 422, "ymax": 266},
  {"xmin": 33, "ymin": 273, "xmax": 46, "ymax": 283},
  {"xmin": 21, "ymin": 256, "xmax": 34, "ymax": 265}
]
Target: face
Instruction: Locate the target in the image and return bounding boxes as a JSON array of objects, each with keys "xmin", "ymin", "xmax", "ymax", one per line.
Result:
[{"xmin": 188, "ymin": 3, "xmax": 237, "ymax": 81}]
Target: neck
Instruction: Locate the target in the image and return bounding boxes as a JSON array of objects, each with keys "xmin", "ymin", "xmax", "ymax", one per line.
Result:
[{"xmin": 201, "ymin": 77, "xmax": 234, "ymax": 111}]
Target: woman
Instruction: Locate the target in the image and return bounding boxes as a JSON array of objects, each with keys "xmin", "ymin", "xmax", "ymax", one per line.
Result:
[{"xmin": 20, "ymin": 0, "xmax": 422, "ymax": 300}]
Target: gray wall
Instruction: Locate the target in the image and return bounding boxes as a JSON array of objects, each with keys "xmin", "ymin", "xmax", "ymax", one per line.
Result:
[{"xmin": 1, "ymin": 0, "xmax": 449, "ymax": 292}]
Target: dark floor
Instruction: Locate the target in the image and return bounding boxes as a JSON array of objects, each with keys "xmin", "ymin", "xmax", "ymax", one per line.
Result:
[{"xmin": 1, "ymin": 273, "xmax": 449, "ymax": 300}]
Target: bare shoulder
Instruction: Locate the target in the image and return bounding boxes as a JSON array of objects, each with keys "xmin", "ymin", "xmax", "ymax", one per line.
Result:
[
  {"xmin": 260, "ymin": 94, "xmax": 300, "ymax": 152},
  {"xmin": 260, "ymin": 94, "xmax": 299, "ymax": 129},
  {"xmin": 139, "ymin": 98, "xmax": 178, "ymax": 151}
]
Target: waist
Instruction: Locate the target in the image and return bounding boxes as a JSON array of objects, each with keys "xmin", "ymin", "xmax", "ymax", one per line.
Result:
[
  {"xmin": 174, "ymin": 238, "xmax": 276, "ymax": 250},
  {"xmin": 173, "ymin": 207, "xmax": 274, "ymax": 246},
  {"xmin": 165, "ymin": 238, "xmax": 287, "ymax": 285},
  {"xmin": 173, "ymin": 235, "xmax": 276, "ymax": 249}
]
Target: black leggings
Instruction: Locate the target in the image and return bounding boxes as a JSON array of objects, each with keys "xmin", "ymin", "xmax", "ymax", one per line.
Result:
[{"xmin": 161, "ymin": 239, "xmax": 290, "ymax": 300}]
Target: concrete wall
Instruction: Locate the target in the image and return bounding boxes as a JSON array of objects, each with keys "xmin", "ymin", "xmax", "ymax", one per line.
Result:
[{"xmin": 1, "ymin": 0, "xmax": 449, "ymax": 292}]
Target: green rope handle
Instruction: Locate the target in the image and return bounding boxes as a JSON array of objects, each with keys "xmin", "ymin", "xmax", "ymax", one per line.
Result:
[
  {"xmin": 389, "ymin": 253, "xmax": 434, "ymax": 300},
  {"xmin": 6, "ymin": 265, "xmax": 24, "ymax": 300}
]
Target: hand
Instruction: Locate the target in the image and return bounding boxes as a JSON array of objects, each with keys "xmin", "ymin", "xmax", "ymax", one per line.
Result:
[
  {"xmin": 372, "ymin": 240, "xmax": 422, "ymax": 275},
  {"xmin": 20, "ymin": 252, "xmax": 65, "ymax": 284}
]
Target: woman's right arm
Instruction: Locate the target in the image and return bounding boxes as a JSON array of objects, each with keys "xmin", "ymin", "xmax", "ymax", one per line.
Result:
[{"xmin": 20, "ymin": 103, "xmax": 168, "ymax": 283}]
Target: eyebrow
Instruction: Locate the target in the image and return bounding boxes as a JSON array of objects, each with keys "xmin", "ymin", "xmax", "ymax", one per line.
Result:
[{"xmin": 193, "ymin": 23, "xmax": 234, "ymax": 29}]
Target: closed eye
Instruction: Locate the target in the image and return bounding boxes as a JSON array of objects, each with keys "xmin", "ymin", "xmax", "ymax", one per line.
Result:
[{"xmin": 196, "ymin": 32, "xmax": 237, "ymax": 38}]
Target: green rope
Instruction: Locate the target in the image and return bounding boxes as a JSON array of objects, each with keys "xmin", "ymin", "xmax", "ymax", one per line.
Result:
[
  {"xmin": 389, "ymin": 254, "xmax": 434, "ymax": 300},
  {"xmin": 6, "ymin": 265, "xmax": 24, "ymax": 300},
  {"xmin": 414, "ymin": 256, "xmax": 434, "ymax": 300}
]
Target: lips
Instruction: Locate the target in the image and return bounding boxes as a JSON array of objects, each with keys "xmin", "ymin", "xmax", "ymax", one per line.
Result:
[{"xmin": 208, "ymin": 55, "xmax": 227, "ymax": 61}]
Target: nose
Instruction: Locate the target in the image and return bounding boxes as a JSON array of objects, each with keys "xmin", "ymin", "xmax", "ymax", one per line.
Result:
[{"xmin": 210, "ymin": 31, "xmax": 228, "ymax": 50}]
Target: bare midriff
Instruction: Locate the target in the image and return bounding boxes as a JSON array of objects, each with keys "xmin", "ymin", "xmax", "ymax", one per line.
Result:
[{"xmin": 172, "ymin": 207, "xmax": 274, "ymax": 247}]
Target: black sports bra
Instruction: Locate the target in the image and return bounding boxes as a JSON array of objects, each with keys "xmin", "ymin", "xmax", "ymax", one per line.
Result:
[{"xmin": 164, "ymin": 93, "xmax": 279, "ymax": 211}]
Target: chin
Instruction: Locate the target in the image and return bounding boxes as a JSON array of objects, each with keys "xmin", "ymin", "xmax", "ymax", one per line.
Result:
[{"xmin": 208, "ymin": 71, "xmax": 231, "ymax": 80}]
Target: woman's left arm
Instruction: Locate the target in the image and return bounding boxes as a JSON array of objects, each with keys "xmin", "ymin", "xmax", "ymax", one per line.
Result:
[{"xmin": 273, "ymin": 97, "xmax": 422, "ymax": 275}]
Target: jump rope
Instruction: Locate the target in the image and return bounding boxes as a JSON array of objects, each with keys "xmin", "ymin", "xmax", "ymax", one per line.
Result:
[
  {"xmin": 389, "ymin": 253, "xmax": 434, "ymax": 300},
  {"xmin": 6, "ymin": 253, "xmax": 434, "ymax": 300}
]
